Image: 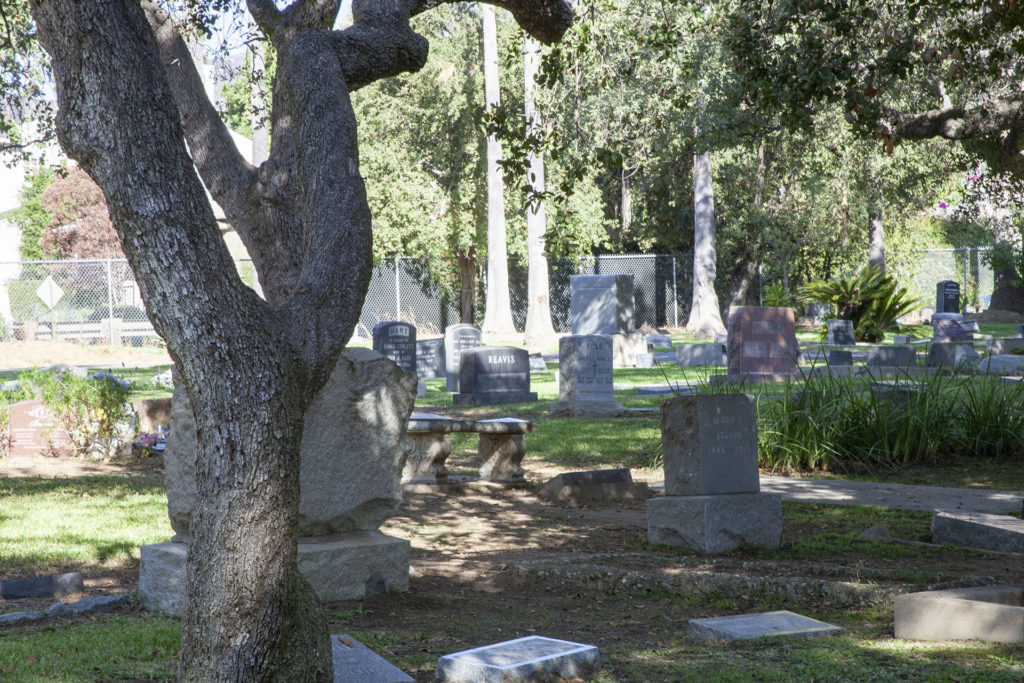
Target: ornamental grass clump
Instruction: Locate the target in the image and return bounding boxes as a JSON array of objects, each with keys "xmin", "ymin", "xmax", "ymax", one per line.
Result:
[{"xmin": 756, "ymin": 369, "xmax": 1024, "ymax": 473}]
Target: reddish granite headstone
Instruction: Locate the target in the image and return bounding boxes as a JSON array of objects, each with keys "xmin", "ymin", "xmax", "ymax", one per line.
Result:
[
  {"xmin": 727, "ymin": 306, "xmax": 800, "ymax": 381},
  {"xmin": 7, "ymin": 400, "xmax": 74, "ymax": 457}
]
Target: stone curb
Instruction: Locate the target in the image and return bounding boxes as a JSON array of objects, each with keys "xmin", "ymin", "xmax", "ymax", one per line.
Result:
[{"xmin": 0, "ymin": 593, "xmax": 135, "ymax": 628}]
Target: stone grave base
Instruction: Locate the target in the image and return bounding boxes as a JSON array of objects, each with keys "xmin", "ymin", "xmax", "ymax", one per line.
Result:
[
  {"xmin": 548, "ymin": 400, "xmax": 624, "ymax": 418},
  {"xmin": 932, "ymin": 509, "xmax": 1024, "ymax": 554},
  {"xmin": 138, "ymin": 532, "xmax": 409, "ymax": 617},
  {"xmin": 452, "ymin": 391, "xmax": 538, "ymax": 407},
  {"xmin": 646, "ymin": 493, "xmax": 782, "ymax": 553},
  {"xmin": 611, "ymin": 332, "xmax": 646, "ymax": 368},
  {"xmin": 895, "ymin": 585, "xmax": 1024, "ymax": 643}
]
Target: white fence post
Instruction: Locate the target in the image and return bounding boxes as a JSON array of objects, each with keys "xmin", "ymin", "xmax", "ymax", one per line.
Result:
[
  {"xmin": 106, "ymin": 258, "xmax": 116, "ymax": 345},
  {"xmin": 394, "ymin": 255, "xmax": 401, "ymax": 321}
]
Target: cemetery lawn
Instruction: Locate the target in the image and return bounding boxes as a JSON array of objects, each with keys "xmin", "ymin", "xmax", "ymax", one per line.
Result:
[{"xmin": 2, "ymin": 465, "xmax": 1023, "ymax": 681}]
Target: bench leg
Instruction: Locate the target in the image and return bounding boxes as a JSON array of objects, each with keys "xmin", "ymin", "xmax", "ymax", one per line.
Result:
[
  {"xmin": 402, "ymin": 433, "xmax": 450, "ymax": 483},
  {"xmin": 478, "ymin": 434, "xmax": 526, "ymax": 483}
]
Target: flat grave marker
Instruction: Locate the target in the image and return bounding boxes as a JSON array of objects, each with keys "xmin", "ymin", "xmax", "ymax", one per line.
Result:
[
  {"xmin": 436, "ymin": 635, "xmax": 600, "ymax": 683},
  {"xmin": 688, "ymin": 611, "xmax": 842, "ymax": 641},
  {"xmin": 331, "ymin": 634, "xmax": 413, "ymax": 683},
  {"xmin": 7, "ymin": 400, "xmax": 73, "ymax": 457}
]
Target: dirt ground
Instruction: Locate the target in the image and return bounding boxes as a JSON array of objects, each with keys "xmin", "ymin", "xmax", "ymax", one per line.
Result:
[{"xmin": 0, "ymin": 340, "xmax": 171, "ymax": 372}]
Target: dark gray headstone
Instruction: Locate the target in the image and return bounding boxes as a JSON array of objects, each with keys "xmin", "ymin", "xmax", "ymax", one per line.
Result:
[
  {"xmin": 454, "ymin": 347, "xmax": 537, "ymax": 406},
  {"xmin": 927, "ymin": 342, "xmax": 976, "ymax": 368},
  {"xmin": 372, "ymin": 321, "xmax": 417, "ymax": 374},
  {"xmin": 991, "ymin": 338, "xmax": 1024, "ymax": 355},
  {"xmin": 332, "ymin": 634, "xmax": 413, "ymax": 683},
  {"xmin": 1017, "ymin": 325, "xmax": 1024, "ymax": 338},
  {"xmin": 866, "ymin": 346, "xmax": 915, "ymax": 367},
  {"xmin": 688, "ymin": 611, "xmax": 842, "ymax": 641},
  {"xmin": 827, "ymin": 350, "xmax": 853, "ymax": 366},
  {"xmin": 893, "ymin": 334, "xmax": 910, "ymax": 345},
  {"xmin": 415, "ymin": 339, "xmax": 445, "ymax": 379},
  {"xmin": 933, "ymin": 318, "xmax": 971, "ymax": 342},
  {"xmin": 826, "ymin": 319, "xmax": 856, "ymax": 346},
  {"xmin": 0, "ymin": 572, "xmax": 84, "ymax": 599},
  {"xmin": 806, "ymin": 303, "xmax": 829, "ymax": 324},
  {"xmin": 444, "ymin": 324, "xmax": 482, "ymax": 392},
  {"xmin": 936, "ymin": 280, "xmax": 960, "ymax": 314},
  {"xmin": 646, "ymin": 333, "xmax": 672, "ymax": 349},
  {"xmin": 558, "ymin": 335, "xmax": 614, "ymax": 402},
  {"xmin": 660, "ymin": 394, "xmax": 759, "ymax": 496},
  {"xmin": 437, "ymin": 636, "xmax": 600, "ymax": 683},
  {"xmin": 569, "ymin": 274, "xmax": 634, "ymax": 335}
]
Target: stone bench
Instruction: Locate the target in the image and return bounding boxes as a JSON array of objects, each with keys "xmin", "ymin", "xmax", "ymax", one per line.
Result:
[{"xmin": 403, "ymin": 413, "xmax": 537, "ymax": 485}]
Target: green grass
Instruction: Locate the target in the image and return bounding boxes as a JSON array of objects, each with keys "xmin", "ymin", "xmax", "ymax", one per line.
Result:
[
  {"xmin": 0, "ymin": 475, "xmax": 172, "ymax": 578},
  {"xmin": 0, "ymin": 616, "xmax": 180, "ymax": 682}
]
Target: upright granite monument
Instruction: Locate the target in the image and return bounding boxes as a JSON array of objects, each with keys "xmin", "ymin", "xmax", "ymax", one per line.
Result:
[
  {"xmin": 826, "ymin": 319, "xmax": 856, "ymax": 346},
  {"xmin": 647, "ymin": 394, "xmax": 782, "ymax": 553},
  {"xmin": 726, "ymin": 306, "xmax": 800, "ymax": 382},
  {"xmin": 936, "ymin": 280, "xmax": 960, "ymax": 314},
  {"xmin": 416, "ymin": 338, "xmax": 445, "ymax": 379},
  {"xmin": 139, "ymin": 349, "xmax": 416, "ymax": 616},
  {"xmin": 569, "ymin": 274, "xmax": 634, "ymax": 335},
  {"xmin": 444, "ymin": 323, "xmax": 482, "ymax": 392},
  {"xmin": 453, "ymin": 347, "xmax": 537, "ymax": 406},
  {"xmin": 372, "ymin": 321, "xmax": 417, "ymax": 374},
  {"xmin": 549, "ymin": 335, "xmax": 623, "ymax": 417}
]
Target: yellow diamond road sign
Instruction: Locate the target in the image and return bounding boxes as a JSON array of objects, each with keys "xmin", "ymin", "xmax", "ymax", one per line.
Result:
[{"xmin": 36, "ymin": 275, "xmax": 64, "ymax": 310}]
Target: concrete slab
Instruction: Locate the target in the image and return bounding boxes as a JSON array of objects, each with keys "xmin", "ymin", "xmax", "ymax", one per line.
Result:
[
  {"xmin": 332, "ymin": 634, "xmax": 413, "ymax": 683},
  {"xmin": 894, "ymin": 585, "xmax": 1024, "ymax": 643},
  {"xmin": 932, "ymin": 510, "xmax": 1024, "ymax": 554},
  {"xmin": 647, "ymin": 492, "xmax": 782, "ymax": 553},
  {"xmin": 436, "ymin": 635, "xmax": 600, "ymax": 683},
  {"xmin": 688, "ymin": 610, "xmax": 842, "ymax": 641}
]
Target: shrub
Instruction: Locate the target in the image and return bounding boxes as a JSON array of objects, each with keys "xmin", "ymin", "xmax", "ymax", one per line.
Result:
[
  {"xmin": 800, "ymin": 265, "xmax": 922, "ymax": 342},
  {"xmin": 17, "ymin": 369, "xmax": 134, "ymax": 461}
]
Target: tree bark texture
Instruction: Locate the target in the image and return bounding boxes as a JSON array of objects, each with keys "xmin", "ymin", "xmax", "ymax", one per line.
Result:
[
  {"xmin": 686, "ymin": 150, "xmax": 726, "ymax": 338},
  {"xmin": 29, "ymin": 0, "xmax": 571, "ymax": 680},
  {"xmin": 522, "ymin": 35, "xmax": 557, "ymax": 350},
  {"xmin": 480, "ymin": 4, "xmax": 518, "ymax": 339}
]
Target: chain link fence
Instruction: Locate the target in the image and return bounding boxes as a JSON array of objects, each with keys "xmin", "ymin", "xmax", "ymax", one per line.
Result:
[{"xmin": 0, "ymin": 248, "xmax": 997, "ymax": 345}]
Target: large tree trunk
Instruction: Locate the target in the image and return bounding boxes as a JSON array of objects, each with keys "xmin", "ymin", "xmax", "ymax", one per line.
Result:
[
  {"xmin": 480, "ymin": 4, "xmax": 518, "ymax": 340},
  {"xmin": 868, "ymin": 208, "xmax": 885, "ymax": 272},
  {"xmin": 31, "ymin": 0, "xmax": 572, "ymax": 680},
  {"xmin": 457, "ymin": 248, "xmax": 478, "ymax": 323},
  {"xmin": 686, "ymin": 149, "xmax": 726, "ymax": 338},
  {"xmin": 990, "ymin": 264, "xmax": 1024, "ymax": 312},
  {"xmin": 727, "ymin": 139, "xmax": 765, "ymax": 309},
  {"xmin": 522, "ymin": 35, "xmax": 557, "ymax": 349}
]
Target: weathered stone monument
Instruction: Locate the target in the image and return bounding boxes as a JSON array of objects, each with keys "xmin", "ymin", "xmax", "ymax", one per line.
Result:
[
  {"xmin": 932, "ymin": 318, "xmax": 971, "ymax": 342},
  {"xmin": 726, "ymin": 306, "xmax": 800, "ymax": 382},
  {"xmin": 549, "ymin": 335, "xmax": 623, "ymax": 417},
  {"xmin": 444, "ymin": 323, "xmax": 482, "ymax": 392},
  {"xmin": 826, "ymin": 319, "xmax": 856, "ymax": 346},
  {"xmin": 372, "ymin": 321, "xmax": 417, "ymax": 374},
  {"xmin": 569, "ymin": 274, "xmax": 634, "ymax": 336},
  {"xmin": 416, "ymin": 338, "xmax": 445, "ymax": 379},
  {"xmin": 437, "ymin": 636, "xmax": 601, "ymax": 683},
  {"xmin": 139, "ymin": 349, "xmax": 416, "ymax": 616},
  {"xmin": 453, "ymin": 347, "xmax": 537, "ymax": 406},
  {"xmin": 936, "ymin": 279, "xmax": 960, "ymax": 314},
  {"xmin": 675, "ymin": 343, "xmax": 725, "ymax": 367},
  {"xmin": 647, "ymin": 394, "xmax": 782, "ymax": 553}
]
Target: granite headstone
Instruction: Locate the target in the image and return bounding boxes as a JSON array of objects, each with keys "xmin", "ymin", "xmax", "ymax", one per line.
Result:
[
  {"xmin": 936, "ymin": 280, "xmax": 960, "ymax": 314},
  {"xmin": 372, "ymin": 321, "xmax": 417, "ymax": 374},
  {"xmin": 726, "ymin": 306, "xmax": 800, "ymax": 381},
  {"xmin": 444, "ymin": 324, "xmax": 482, "ymax": 392},
  {"xmin": 569, "ymin": 274, "xmax": 634, "ymax": 335},
  {"xmin": 826, "ymin": 319, "xmax": 856, "ymax": 346},
  {"xmin": 415, "ymin": 338, "xmax": 445, "ymax": 379},
  {"xmin": 453, "ymin": 347, "xmax": 537, "ymax": 406}
]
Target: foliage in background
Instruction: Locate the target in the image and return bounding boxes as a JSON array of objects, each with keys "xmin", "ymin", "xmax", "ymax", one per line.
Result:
[
  {"xmin": 10, "ymin": 167, "xmax": 54, "ymax": 261},
  {"xmin": 15, "ymin": 370, "xmax": 134, "ymax": 461},
  {"xmin": 38, "ymin": 166, "xmax": 124, "ymax": 259},
  {"xmin": 800, "ymin": 265, "xmax": 922, "ymax": 342}
]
